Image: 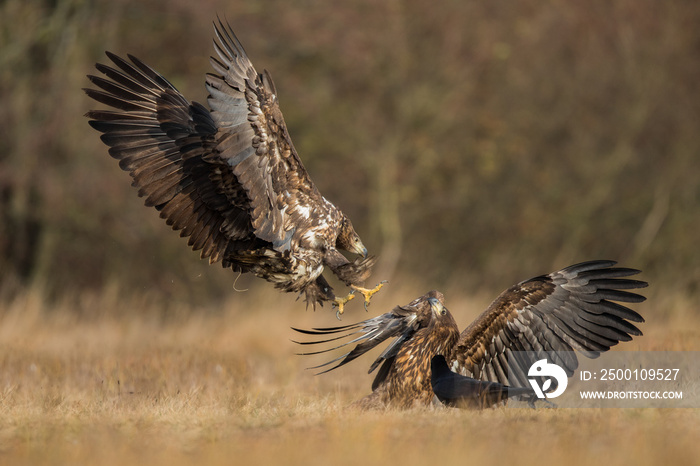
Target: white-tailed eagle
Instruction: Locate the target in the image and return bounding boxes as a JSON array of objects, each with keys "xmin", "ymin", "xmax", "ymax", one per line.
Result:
[
  {"xmin": 294, "ymin": 261, "xmax": 647, "ymax": 408},
  {"xmin": 84, "ymin": 18, "xmax": 384, "ymax": 313}
]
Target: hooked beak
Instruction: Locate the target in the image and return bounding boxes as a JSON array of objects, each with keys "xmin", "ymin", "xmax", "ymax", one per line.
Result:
[
  {"xmin": 351, "ymin": 239, "xmax": 368, "ymax": 258},
  {"xmin": 428, "ymin": 297, "xmax": 444, "ymax": 315}
]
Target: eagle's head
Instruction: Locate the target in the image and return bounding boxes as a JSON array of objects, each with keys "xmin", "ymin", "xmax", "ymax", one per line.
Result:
[
  {"xmin": 403, "ymin": 291, "xmax": 458, "ymax": 342},
  {"xmin": 397, "ymin": 291, "xmax": 456, "ymax": 332},
  {"xmin": 336, "ymin": 216, "xmax": 368, "ymax": 257}
]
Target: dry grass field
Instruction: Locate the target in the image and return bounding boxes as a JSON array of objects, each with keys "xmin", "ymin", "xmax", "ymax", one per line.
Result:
[{"xmin": 1, "ymin": 286, "xmax": 698, "ymax": 466}]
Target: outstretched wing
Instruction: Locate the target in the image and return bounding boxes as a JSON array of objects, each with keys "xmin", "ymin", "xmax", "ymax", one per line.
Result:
[
  {"xmin": 292, "ymin": 304, "xmax": 425, "ymax": 375},
  {"xmin": 452, "ymin": 260, "xmax": 647, "ymax": 387},
  {"xmin": 293, "ymin": 291, "xmax": 448, "ymax": 399},
  {"xmin": 84, "ymin": 51, "xmax": 243, "ymax": 265},
  {"xmin": 206, "ymin": 19, "xmax": 320, "ymax": 250},
  {"xmin": 84, "ymin": 18, "xmax": 319, "ymax": 262}
]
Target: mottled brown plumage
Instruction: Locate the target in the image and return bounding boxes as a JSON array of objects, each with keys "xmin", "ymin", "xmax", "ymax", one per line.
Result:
[
  {"xmin": 356, "ymin": 292, "xmax": 459, "ymax": 409},
  {"xmin": 295, "ymin": 260, "xmax": 647, "ymax": 408},
  {"xmin": 296, "ymin": 291, "xmax": 458, "ymax": 408},
  {"xmin": 84, "ymin": 18, "xmax": 379, "ymax": 309}
]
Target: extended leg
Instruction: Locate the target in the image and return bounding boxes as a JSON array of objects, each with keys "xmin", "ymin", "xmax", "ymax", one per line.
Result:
[
  {"xmin": 332, "ymin": 281, "xmax": 387, "ymax": 319},
  {"xmin": 351, "ymin": 280, "xmax": 387, "ymax": 311},
  {"xmin": 332, "ymin": 291, "xmax": 357, "ymax": 319}
]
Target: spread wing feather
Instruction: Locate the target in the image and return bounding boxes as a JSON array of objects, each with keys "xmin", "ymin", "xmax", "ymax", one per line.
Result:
[
  {"xmin": 292, "ymin": 305, "xmax": 424, "ymax": 374},
  {"xmin": 205, "ymin": 19, "xmax": 320, "ymax": 251},
  {"xmin": 84, "ymin": 53, "xmax": 243, "ymax": 265},
  {"xmin": 453, "ymin": 260, "xmax": 647, "ymax": 386},
  {"xmin": 84, "ymin": 19, "xmax": 326, "ymax": 268}
]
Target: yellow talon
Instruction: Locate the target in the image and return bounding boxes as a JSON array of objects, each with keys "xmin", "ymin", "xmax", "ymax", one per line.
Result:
[
  {"xmin": 351, "ymin": 280, "xmax": 388, "ymax": 311},
  {"xmin": 333, "ymin": 291, "xmax": 357, "ymax": 320}
]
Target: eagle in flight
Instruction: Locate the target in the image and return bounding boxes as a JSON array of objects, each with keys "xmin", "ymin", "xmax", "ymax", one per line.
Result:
[
  {"xmin": 294, "ymin": 261, "xmax": 647, "ymax": 409},
  {"xmin": 84, "ymin": 19, "xmax": 383, "ymax": 313}
]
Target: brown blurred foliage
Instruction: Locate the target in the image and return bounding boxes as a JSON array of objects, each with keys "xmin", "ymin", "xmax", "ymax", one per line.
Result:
[{"xmin": 1, "ymin": 0, "xmax": 698, "ymax": 309}]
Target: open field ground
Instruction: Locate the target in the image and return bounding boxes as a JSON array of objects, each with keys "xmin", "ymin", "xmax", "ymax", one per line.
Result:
[{"xmin": 1, "ymin": 288, "xmax": 698, "ymax": 466}]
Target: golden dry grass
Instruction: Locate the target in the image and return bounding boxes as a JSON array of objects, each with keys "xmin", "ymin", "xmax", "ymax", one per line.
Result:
[{"xmin": 1, "ymin": 287, "xmax": 698, "ymax": 466}]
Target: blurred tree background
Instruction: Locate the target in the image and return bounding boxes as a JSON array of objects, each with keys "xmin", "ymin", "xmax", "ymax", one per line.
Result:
[{"xmin": 1, "ymin": 0, "xmax": 698, "ymax": 313}]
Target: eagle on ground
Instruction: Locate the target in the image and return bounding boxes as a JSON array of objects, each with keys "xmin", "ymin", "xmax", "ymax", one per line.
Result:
[
  {"xmin": 294, "ymin": 261, "xmax": 647, "ymax": 408},
  {"xmin": 84, "ymin": 18, "xmax": 383, "ymax": 312}
]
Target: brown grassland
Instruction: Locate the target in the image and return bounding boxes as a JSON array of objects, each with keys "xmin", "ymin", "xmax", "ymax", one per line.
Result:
[{"xmin": 1, "ymin": 285, "xmax": 698, "ymax": 466}]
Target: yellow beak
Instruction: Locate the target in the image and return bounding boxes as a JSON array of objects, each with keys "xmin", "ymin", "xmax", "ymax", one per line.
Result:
[{"xmin": 428, "ymin": 297, "xmax": 444, "ymax": 316}]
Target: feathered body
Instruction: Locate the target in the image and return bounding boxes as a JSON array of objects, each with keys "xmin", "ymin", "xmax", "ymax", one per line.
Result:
[
  {"xmin": 295, "ymin": 261, "xmax": 647, "ymax": 408},
  {"xmin": 84, "ymin": 19, "xmax": 374, "ymax": 307},
  {"xmin": 354, "ymin": 292, "xmax": 460, "ymax": 409}
]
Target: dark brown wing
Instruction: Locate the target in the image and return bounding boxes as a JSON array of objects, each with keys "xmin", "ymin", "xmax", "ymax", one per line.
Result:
[
  {"xmin": 206, "ymin": 19, "xmax": 320, "ymax": 251},
  {"xmin": 292, "ymin": 303, "xmax": 425, "ymax": 375},
  {"xmin": 84, "ymin": 18, "xmax": 322, "ymax": 267},
  {"xmin": 84, "ymin": 52, "xmax": 245, "ymax": 265},
  {"xmin": 292, "ymin": 292, "xmax": 442, "ymax": 375},
  {"xmin": 452, "ymin": 260, "xmax": 647, "ymax": 387}
]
